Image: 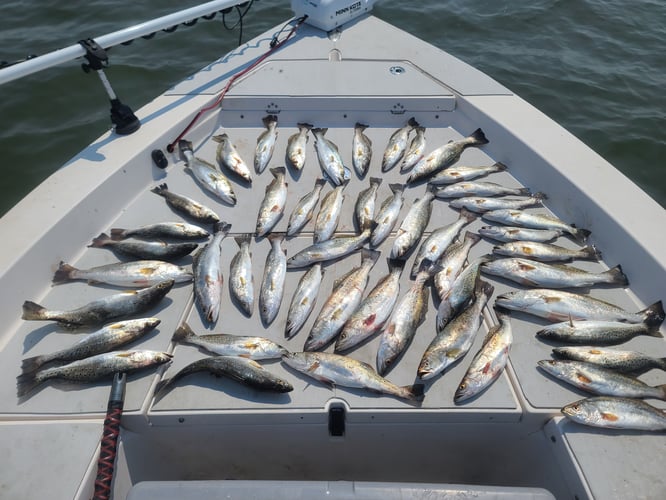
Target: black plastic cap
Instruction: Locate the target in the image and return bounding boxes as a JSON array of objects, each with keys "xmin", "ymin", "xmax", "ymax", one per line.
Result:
[{"xmin": 151, "ymin": 149, "xmax": 168, "ymax": 169}]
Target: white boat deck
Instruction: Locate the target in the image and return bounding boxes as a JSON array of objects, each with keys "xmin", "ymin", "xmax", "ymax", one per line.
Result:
[{"xmin": 0, "ymin": 14, "xmax": 664, "ymax": 500}]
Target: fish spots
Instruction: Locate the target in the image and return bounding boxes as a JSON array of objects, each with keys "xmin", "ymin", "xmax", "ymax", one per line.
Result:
[
  {"xmin": 363, "ymin": 313, "xmax": 376, "ymax": 326},
  {"xmin": 521, "ymin": 246, "xmax": 533, "ymax": 254},
  {"xmin": 271, "ymin": 204, "xmax": 280, "ymax": 213},
  {"xmin": 140, "ymin": 267, "xmax": 157, "ymax": 276},
  {"xmin": 482, "ymin": 362, "xmax": 491, "ymax": 374},
  {"xmin": 544, "ymin": 296, "xmax": 561, "ymax": 303},
  {"xmin": 300, "ymin": 297, "xmax": 310, "ymax": 306},
  {"xmin": 576, "ymin": 372, "xmax": 592, "ymax": 384},
  {"xmin": 518, "ymin": 263, "xmax": 536, "ymax": 271}
]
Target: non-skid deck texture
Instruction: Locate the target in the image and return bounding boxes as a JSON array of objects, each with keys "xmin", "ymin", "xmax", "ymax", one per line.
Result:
[{"xmin": 3, "ymin": 117, "xmax": 663, "ymax": 422}]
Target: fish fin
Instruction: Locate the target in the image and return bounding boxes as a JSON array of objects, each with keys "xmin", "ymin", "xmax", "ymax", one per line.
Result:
[
  {"xmin": 52, "ymin": 261, "xmax": 78, "ymax": 285},
  {"xmin": 387, "ymin": 258, "xmax": 406, "ymax": 273},
  {"xmin": 403, "ymin": 383, "xmax": 426, "ymax": 402},
  {"xmin": 211, "ymin": 134, "xmax": 228, "ymax": 143},
  {"xmin": 655, "ymin": 384, "xmax": 666, "ymax": 401},
  {"xmin": 234, "ymin": 233, "xmax": 252, "ymax": 247},
  {"xmin": 600, "ymin": 411, "xmax": 620, "ymax": 422},
  {"xmin": 516, "ymin": 187, "xmax": 532, "ymax": 196},
  {"xmin": 21, "ymin": 301, "xmax": 48, "ymax": 320},
  {"xmin": 20, "ymin": 355, "xmax": 47, "ymax": 375},
  {"xmin": 88, "ymin": 233, "xmax": 112, "ymax": 248},
  {"xmin": 270, "ymin": 166, "xmax": 286, "ymax": 178},
  {"xmin": 333, "ymin": 268, "xmax": 357, "ymax": 290},
  {"xmin": 475, "ymin": 280, "xmax": 495, "ymax": 299},
  {"xmin": 178, "ymin": 139, "xmax": 194, "ymax": 154},
  {"xmin": 109, "ymin": 228, "xmax": 127, "ymax": 240},
  {"xmin": 605, "ymin": 265, "xmax": 629, "ymax": 286},
  {"xmin": 407, "ymin": 117, "xmax": 420, "ymax": 128},
  {"xmin": 641, "ymin": 301, "xmax": 665, "ymax": 332},
  {"xmin": 469, "ymin": 128, "xmax": 488, "ymax": 145},
  {"xmin": 492, "ymin": 162, "xmax": 508, "ymax": 172},
  {"xmin": 361, "ymin": 248, "xmax": 381, "ymax": 265},
  {"xmin": 355, "ymin": 122, "xmax": 368, "ymax": 131},
  {"xmin": 388, "ymin": 183, "xmax": 405, "ymax": 194},
  {"xmin": 570, "ymin": 225, "xmax": 591, "ymax": 243},
  {"xmin": 16, "ymin": 371, "xmax": 43, "ymax": 398},
  {"xmin": 311, "ymin": 127, "xmax": 327, "ymax": 136},
  {"xmin": 153, "ymin": 377, "xmax": 174, "ymax": 400},
  {"xmin": 297, "ymin": 122, "xmax": 313, "ymax": 130},
  {"xmin": 369, "ymin": 176, "xmax": 383, "ymax": 187},
  {"xmin": 172, "ymin": 322, "xmax": 196, "ymax": 343}
]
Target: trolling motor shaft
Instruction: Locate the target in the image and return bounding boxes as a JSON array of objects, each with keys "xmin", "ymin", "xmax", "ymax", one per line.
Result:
[{"xmin": 79, "ymin": 39, "xmax": 140, "ymax": 135}]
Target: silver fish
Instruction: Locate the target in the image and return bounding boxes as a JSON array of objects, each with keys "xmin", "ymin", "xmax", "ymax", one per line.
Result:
[
  {"xmin": 454, "ymin": 308, "xmax": 512, "ymax": 403},
  {"xmin": 449, "ymin": 193, "xmax": 547, "ymax": 213},
  {"xmin": 352, "ymin": 123, "xmax": 373, "ymax": 177},
  {"xmin": 193, "ymin": 222, "xmax": 232, "ymax": 324},
  {"xmin": 354, "ymin": 177, "xmax": 382, "ymax": 232},
  {"xmin": 407, "ymin": 128, "xmax": 489, "ymax": 183},
  {"xmin": 410, "ymin": 207, "xmax": 476, "ymax": 277},
  {"xmin": 312, "ymin": 127, "xmax": 351, "ymax": 185},
  {"xmin": 400, "ymin": 126, "xmax": 426, "ymax": 173},
  {"xmin": 482, "ymin": 209, "xmax": 591, "ymax": 242},
  {"xmin": 562, "ymin": 396, "xmax": 666, "ymax": 431},
  {"xmin": 436, "ymin": 255, "xmax": 490, "ymax": 331},
  {"xmin": 180, "ymin": 140, "xmax": 237, "ymax": 204},
  {"xmin": 172, "ymin": 322, "xmax": 288, "ymax": 360},
  {"xmin": 21, "ymin": 280, "xmax": 174, "ymax": 327},
  {"xmin": 336, "ymin": 259, "xmax": 405, "ymax": 353},
  {"xmin": 285, "ymin": 263, "xmax": 324, "ymax": 339},
  {"xmin": 435, "ymin": 181, "xmax": 531, "ymax": 198},
  {"xmin": 282, "ymin": 351, "xmax": 425, "ymax": 402},
  {"xmin": 492, "ymin": 241, "xmax": 602, "ymax": 262},
  {"xmin": 382, "ymin": 117, "xmax": 419, "ymax": 172},
  {"xmin": 256, "ymin": 166, "xmax": 288, "ymax": 237},
  {"xmin": 259, "ymin": 233, "xmax": 287, "ymax": 326},
  {"xmin": 482, "ymin": 258, "xmax": 628, "ymax": 288},
  {"xmin": 16, "ymin": 350, "xmax": 172, "ymax": 398},
  {"xmin": 287, "ymin": 228, "xmax": 371, "ymax": 269},
  {"xmin": 88, "ymin": 233, "xmax": 198, "ymax": 261},
  {"xmin": 390, "ymin": 188, "xmax": 435, "ymax": 259},
  {"xmin": 496, "ymin": 290, "xmax": 664, "ymax": 326},
  {"xmin": 553, "ymin": 346, "xmax": 666, "ymax": 374},
  {"xmin": 433, "ymin": 231, "xmax": 481, "ymax": 300},
  {"xmin": 287, "ymin": 178, "xmax": 326, "ymax": 236},
  {"xmin": 370, "ymin": 183, "xmax": 405, "ymax": 247},
  {"xmin": 52, "ymin": 260, "xmax": 192, "ymax": 287},
  {"xmin": 212, "ymin": 133, "xmax": 252, "ymax": 182},
  {"xmin": 254, "ymin": 115, "xmax": 278, "ymax": 174},
  {"xmin": 314, "ymin": 183, "xmax": 346, "ymax": 243},
  {"xmin": 154, "ymin": 356, "xmax": 293, "ymax": 400},
  {"xmin": 536, "ymin": 317, "xmax": 664, "ymax": 345},
  {"xmin": 428, "ymin": 162, "xmax": 507, "ymax": 186},
  {"xmin": 304, "ymin": 249, "xmax": 379, "ymax": 351},
  {"xmin": 109, "ymin": 222, "xmax": 209, "ymax": 241},
  {"xmin": 376, "ymin": 264, "xmax": 431, "ymax": 376},
  {"xmin": 478, "ymin": 225, "xmax": 563, "ymax": 243},
  {"xmin": 286, "ymin": 123, "xmax": 312, "ymax": 171},
  {"xmin": 418, "ymin": 281, "xmax": 494, "ymax": 380},
  {"xmin": 229, "ymin": 233, "xmax": 254, "ymax": 316},
  {"xmin": 20, "ymin": 318, "xmax": 161, "ymax": 374},
  {"xmin": 538, "ymin": 359, "xmax": 666, "ymax": 400},
  {"xmin": 151, "ymin": 183, "xmax": 220, "ymax": 225}
]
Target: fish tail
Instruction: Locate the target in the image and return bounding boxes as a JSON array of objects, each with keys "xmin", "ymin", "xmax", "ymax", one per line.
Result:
[
  {"xmin": 387, "ymin": 258, "xmax": 406, "ymax": 274},
  {"xmin": 263, "ymin": 115, "xmax": 278, "ymax": 127},
  {"xmin": 655, "ymin": 357, "xmax": 666, "ymax": 371},
  {"xmin": 388, "ymin": 183, "xmax": 405, "ymax": 194},
  {"xmin": 517, "ymin": 187, "xmax": 532, "ymax": 196},
  {"xmin": 109, "ymin": 228, "xmax": 128, "ymax": 240},
  {"xmin": 570, "ymin": 225, "xmax": 591, "ymax": 243},
  {"xmin": 533, "ymin": 192, "xmax": 548, "ymax": 203},
  {"xmin": 361, "ymin": 248, "xmax": 381, "ymax": 264},
  {"xmin": 234, "ymin": 233, "xmax": 252, "ymax": 247},
  {"xmin": 355, "ymin": 122, "xmax": 368, "ymax": 131},
  {"xmin": 213, "ymin": 221, "xmax": 232, "ymax": 235},
  {"xmin": 211, "ymin": 134, "xmax": 227, "ymax": 143},
  {"xmin": 21, "ymin": 301, "xmax": 49, "ymax": 321},
  {"xmin": 469, "ymin": 128, "xmax": 489, "ymax": 145},
  {"xmin": 150, "ymin": 183, "xmax": 169, "ymax": 197},
  {"xmin": 88, "ymin": 233, "xmax": 112, "ymax": 248},
  {"xmin": 655, "ymin": 384, "xmax": 666, "ymax": 401},
  {"xmin": 153, "ymin": 377, "xmax": 175, "ymax": 401},
  {"xmin": 459, "ymin": 207, "xmax": 477, "ymax": 223},
  {"xmin": 605, "ymin": 265, "xmax": 629, "ymax": 286},
  {"xmin": 20, "ymin": 354, "xmax": 48, "ymax": 375},
  {"xmin": 52, "ymin": 261, "xmax": 78, "ymax": 285},
  {"xmin": 464, "ymin": 230, "xmax": 482, "ymax": 245},
  {"xmin": 270, "ymin": 166, "xmax": 286, "ymax": 178},
  {"xmin": 297, "ymin": 122, "xmax": 313, "ymax": 130},
  {"xmin": 369, "ymin": 176, "xmax": 383, "ymax": 187},
  {"xmin": 476, "ymin": 280, "xmax": 495, "ymax": 299},
  {"xmin": 403, "ymin": 383, "xmax": 425, "ymax": 402},
  {"xmin": 16, "ymin": 371, "xmax": 43, "ymax": 398},
  {"xmin": 407, "ymin": 117, "xmax": 420, "ymax": 128},
  {"xmin": 267, "ymin": 232, "xmax": 285, "ymax": 245},
  {"xmin": 492, "ymin": 162, "xmax": 508, "ymax": 172},
  {"xmin": 582, "ymin": 245, "xmax": 602, "ymax": 261},
  {"xmin": 172, "ymin": 322, "xmax": 196, "ymax": 344},
  {"xmin": 314, "ymin": 177, "xmax": 327, "ymax": 188},
  {"xmin": 178, "ymin": 139, "xmax": 194, "ymax": 153},
  {"xmin": 311, "ymin": 127, "xmax": 327, "ymax": 136},
  {"xmin": 642, "ymin": 301, "xmax": 665, "ymax": 333}
]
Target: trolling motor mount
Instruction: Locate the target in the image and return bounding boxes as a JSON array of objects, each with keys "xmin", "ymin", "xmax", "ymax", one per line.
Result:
[{"xmin": 79, "ymin": 38, "xmax": 141, "ymax": 135}]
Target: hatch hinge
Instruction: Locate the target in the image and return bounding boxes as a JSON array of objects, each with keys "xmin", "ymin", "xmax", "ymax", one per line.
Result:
[
  {"xmin": 390, "ymin": 102, "xmax": 406, "ymax": 115},
  {"xmin": 79, "ymin": 38, "xmax": 141, "ymax": 135}
]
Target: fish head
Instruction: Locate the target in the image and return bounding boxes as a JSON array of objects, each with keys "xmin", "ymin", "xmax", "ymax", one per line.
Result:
[{"xmin": 281, "ymin": 352, "xmax": 314, "ymax": 371}]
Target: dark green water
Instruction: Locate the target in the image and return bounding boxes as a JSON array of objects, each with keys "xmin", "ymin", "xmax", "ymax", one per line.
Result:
[{"xmin": 1, "ymin": 0, "xmax": 664, "ymax": 215}]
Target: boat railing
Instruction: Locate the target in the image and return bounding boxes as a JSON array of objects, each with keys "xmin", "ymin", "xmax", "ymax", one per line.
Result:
[{"xmin": 0, "ymin": 0, "xmax": 248, "ymax": 86}]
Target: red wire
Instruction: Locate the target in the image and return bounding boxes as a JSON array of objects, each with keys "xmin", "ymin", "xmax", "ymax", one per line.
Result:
[{"xmin": 166, "ymin": 17, "xmax": 306, "ymax": 153}]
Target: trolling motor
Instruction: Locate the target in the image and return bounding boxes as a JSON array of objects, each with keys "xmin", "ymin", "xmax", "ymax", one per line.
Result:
[
  {"xmin": 291, "ymin": 0, "xmax": 377, "ymax": 32},
  {"xmin": 79, "ymin": 39, "xmax": 141, "ymax": 135}
]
